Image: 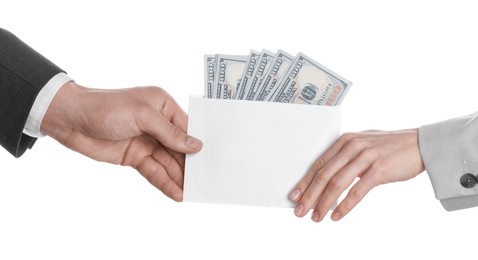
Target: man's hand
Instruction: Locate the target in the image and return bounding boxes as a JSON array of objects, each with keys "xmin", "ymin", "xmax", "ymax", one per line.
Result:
[
  {"xmin": 41, "ymin": 82, "xmax": 202, "ymax": 202},
  {"xmin": 289, "ymin": 129, "xmax": 425, "ymax": 222}
]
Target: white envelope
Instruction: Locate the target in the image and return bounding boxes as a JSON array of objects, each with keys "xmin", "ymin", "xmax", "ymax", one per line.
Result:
[{"xmin": 184, "ymin": 96, "xmax": 341, "ymax": 207}]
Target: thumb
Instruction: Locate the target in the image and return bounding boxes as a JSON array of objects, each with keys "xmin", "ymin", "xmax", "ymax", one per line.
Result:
[{"xmin": 138, "ymin": 110, "xmax": 202, "ymax": 153}]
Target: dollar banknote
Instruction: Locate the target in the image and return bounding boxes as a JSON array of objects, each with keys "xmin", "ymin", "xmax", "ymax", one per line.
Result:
[
  {"xmin": 204, "ymin": 55, "xmax": 215, "ymax": 98},
  {"xmin": 269, "ymin": 53, "xmax": 351, "ymax": 105},
  {"xmin": 235, "ymin": 50, "xmax": 261, "ymax": 100},
  {"xmin": 213, "ymin": 55, "xmax": 248, "ymax": 99},
  {"xmin": 254, "ymin": 50, "xmax": 294, "ymax": 101},
  {"xmin": 204, "ymin": 50, "xmax": 352, "ymax": 105},
  {"xmin": 242, "ymin": 49, "xmax": 276, "ymax": 101}
]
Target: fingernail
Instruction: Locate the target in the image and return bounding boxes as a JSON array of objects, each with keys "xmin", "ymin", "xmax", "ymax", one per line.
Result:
[
  {"xmin": 294, "ymin": 204, "xmax": 304, "ymax": 217},
  {"xmin": 289, "ymin": 189, "xmax": 301, "ymax": 201},
  {"xmin": 331, "ymin": 211, "xmax": 342, "ymax": 221},
  {"xmin": 186, "ymin": 136, "xmax": 202, "ymax": 149},
  {"xmin": 311, "ymin": 211, "xmax": 321, "ymax": 222}
]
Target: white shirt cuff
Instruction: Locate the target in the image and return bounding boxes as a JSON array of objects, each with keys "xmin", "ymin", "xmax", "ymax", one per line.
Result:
[{"xmin": 23, "ymin": 72, "xmax": 73, "ymax": 138}]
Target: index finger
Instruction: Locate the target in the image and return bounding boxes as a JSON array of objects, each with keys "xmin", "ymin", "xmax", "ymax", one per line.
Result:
[
  {"xmin": 140, "ymin": 87, "xmax": 189, "ymax": 132},
  {"xmin": 157, "ymin": 89, "xmax": 189, "ymax": 132}
]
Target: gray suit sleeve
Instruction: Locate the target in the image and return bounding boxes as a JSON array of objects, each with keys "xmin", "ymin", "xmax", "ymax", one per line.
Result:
[{"xmin": 419, "ymin": 112, "xmax": 478, "ymax": 211}]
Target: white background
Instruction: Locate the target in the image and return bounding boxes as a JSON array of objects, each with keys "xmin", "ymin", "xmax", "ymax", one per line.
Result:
[{"xmin": 1, "ymin": 1, "xmax": 477, "ymax": 259}]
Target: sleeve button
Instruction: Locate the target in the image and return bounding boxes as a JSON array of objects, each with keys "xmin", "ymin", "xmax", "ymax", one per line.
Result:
[{"xmin": 460, "ymin": 173, "xmax": 477, "ymax": 188}]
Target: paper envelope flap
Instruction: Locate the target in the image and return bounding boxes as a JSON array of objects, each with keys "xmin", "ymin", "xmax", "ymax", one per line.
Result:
[{"xmin": 184, "ymin": 96, "xmax": 341, "ymax": 207}]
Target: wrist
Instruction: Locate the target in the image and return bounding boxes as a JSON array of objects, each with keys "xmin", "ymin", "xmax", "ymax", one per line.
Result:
[
  {"xmin": 40, "ymin": 81, "xmax": 87, "ymax": 143},
  {"xmin": 410, "ymin": 127, "xmax": 426, "ymax": 174}
]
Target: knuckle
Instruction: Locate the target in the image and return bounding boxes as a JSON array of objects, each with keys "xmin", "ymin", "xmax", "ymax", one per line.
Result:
[
  {"xmin": 328, "ymin": 178, "xmax": 344, "ymax": 190},
  {"xmin": 156, "ymin": 86, "xmax": 166, "ymax": 94},
  {"xmin": 299, "ymin": 193, "xmax": 316, "ymax": 206},
  {"xmin": 168, "ymin": 124, "xmax": 183, "ymax": 140},
  {"xmin": 314, "ymin": 169, "xmax": 330, "ymax": 184},
  {"xmin": 140, "ymin": 87, "xmax": 167, "ymax": 103},
  {"xmin": 341, "ymin": 132, "xmax": 356, "ymax": 141},
  {"xmin": 155, "ymin": 180, "xmax": 168, "ymax": 192},
  {"xmin": 315, "ymin": 157, "xmax": 326, "ymax": 169},
  {"xmin": 149, "ymin": 171, "xmax": 168, "ymax": 190},
  {"xmin": 348, "ymin": 187, "xmax": 363, "ymax": 199},
  {"xmin": 374, "ymin": 167, "xmax": 390, "ymax": 184},
  {"xmin": 158, "ymin": 87, "xmax": 173, "ymax": 100},
  {"xmin": 159, "ymin": 153, "xmax": 173, "ymax": 169},
  {"xmin": 342, "ymin": 203, "xmax": 352, "ymax": 213},
  {"xmin": 361, "ymin": 148, "xmax": 378, "ymax": 161},
  {"xmin": 144, "ymin": 85, "xmax": 164, "ymax": 94},
  {"xmin": 348, "ymin": 138, "xmax": 365, "ymax": 150},
  {"xmin": 370, "ymin": 162, "xmax": 386, "ymax": 177},
  {"xmin": 341, "ymin": 200, "xmax": 354, "ymax": 213},
  {"xmin": 142, "ymin": 168, "xmax": 157, "ymax": 183},
  {"xmin": 309, "ymin": 158, "xmax": 327, "ymax": 175}
]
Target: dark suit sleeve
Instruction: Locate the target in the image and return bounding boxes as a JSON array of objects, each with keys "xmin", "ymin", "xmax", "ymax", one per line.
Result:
[{"xmin": 0, "ymin": 28, "xmax": 64, "ymax": 157}]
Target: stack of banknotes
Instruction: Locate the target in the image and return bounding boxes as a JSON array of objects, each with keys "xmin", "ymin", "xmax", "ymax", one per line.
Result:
[{"xmin": 204, "ymin": 50, "xmax": 352, "ymax": 105}]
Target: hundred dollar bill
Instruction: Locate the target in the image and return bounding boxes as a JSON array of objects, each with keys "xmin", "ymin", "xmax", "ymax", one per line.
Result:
[
  {"xmin": 204, "ymin": 55, "xmax": 216, "ymax": 98},
  {"xmin": 269, "ymin": 53, "xmax": 352, "ymax": 105},
  {"xmin": 235, "ymin": 50, "xmax": 261, "ymax": 100},
  {"xmin": 243, "ymin": 49, "xmax": 275, "ymax": 100},
  {"xmin": 255, "ymin": 50, "xmax": 294, "ymax": 101},
  {"xmin": 213, "ymin": 54, "xmax": 247, "ymax": 99}
]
